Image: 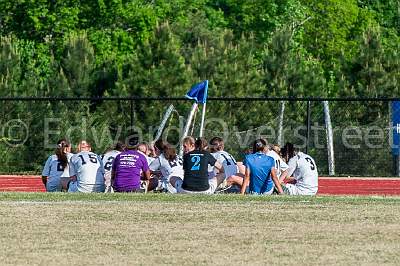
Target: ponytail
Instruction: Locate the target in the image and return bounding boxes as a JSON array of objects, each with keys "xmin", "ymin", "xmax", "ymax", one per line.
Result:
[
  {"xmin": 56, "ymin": 139, "xmax": 70, "ymax": 169},
  {"xmin": 195, "ymin": 137, "xmax": 208, "ymax": 151},
  {"xmin": 252, "ymin": 139, "xmax": 267, "ymax": 153},
  {"xmin": 281, "ymin": 143, "xmax": 296, "ymax": 162},
  {"xmin": 154, "ymin": 139, "xmax": 168, "ymax": 153}
]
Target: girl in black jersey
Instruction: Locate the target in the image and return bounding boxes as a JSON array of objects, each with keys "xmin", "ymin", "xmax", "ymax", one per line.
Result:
[{"xmin": 170, "ymin": 137, "xmax": 224, "ymax": 194}]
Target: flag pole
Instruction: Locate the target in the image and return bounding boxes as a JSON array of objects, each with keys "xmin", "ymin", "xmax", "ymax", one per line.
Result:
[
  {"xmin": 199, "ymin": 102, "xmax": 207, "ymax": 137},
  {"xmin": 199, "ymin": 80, "xmax": 208, "ymax": 138},
  {"xmin": 180, "ymin": 102, "xmax": 198, "ymax": 156}
]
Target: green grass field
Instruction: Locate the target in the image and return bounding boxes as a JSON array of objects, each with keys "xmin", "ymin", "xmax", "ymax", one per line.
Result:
[{"xmin": 1, "ymin": 193, "xmax": 399, "ymax": 265}]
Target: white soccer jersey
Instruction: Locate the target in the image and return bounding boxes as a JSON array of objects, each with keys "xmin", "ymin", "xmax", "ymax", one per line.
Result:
[
  {"xmin": 42, "ymin": 153, "xmax": 73, "ymax": 192},
  {"xmin": 287, "ymin": 152, "xmax": 318, "ymax": 195},
  {"xmin": 266, "ymin": 150, "xmax": 289, "ymax": 178},
  {"xmin": 150, "ymin": 154, "xmax": 183, "ymax": 192},
  {"xmin": 150, "ymin": 154, "xmax": 184, "ymax": 180},
  {"xmin": 69, "ymin": 151, "xmax": 105, "ymax": 193},
  {"xmin": 102, "ymin": 150, "xmax": 121, "ymax": 188},
  {"xmin": 61, "ymin": 153, "xmax": 74, "ymax": 178},
  {"xmin": 211, "ymin": 151, "xmax": 239, "ymax": 179}
]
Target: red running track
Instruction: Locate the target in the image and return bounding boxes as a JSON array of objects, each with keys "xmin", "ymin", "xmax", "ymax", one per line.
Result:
[
  {"xmin": 0, "ymin": 175, "xmax": 45, "ymax": 192},
  {"xmin": 0, "ymin": 175, "xmax": 400, "ymax": 195}
]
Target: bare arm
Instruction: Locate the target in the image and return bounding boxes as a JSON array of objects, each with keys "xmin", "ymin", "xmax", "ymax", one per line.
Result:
[
  {"xmin": 283, "ymin": 175, "xmax": 297, "ymax": 184},
  {"xmin": 41, "ymin": 176, "xmax": 47, "ymax": 187},
  {"xmin": 283, "ymin": 157, "xmax": 297, "ymax": 184},
  {"xmin": 214, "ymin": 161, "xmax": 224, "ymax": 174},
  {"xmin": 241, "ymin": 167, "xmax": 250, "ymax": 195},
  {"xmin": 111, "ymin": 169, "xmax": 116, "ymax": 186},
  {"xmin": 271, "ymin": 168, "xmax": 283, "ymax": 194},
  {"xmin": 143, "ymin": 170, "xmax": 151, "ymax": 181},
  {"xmin": 279, "ymin": 169, "xmax": 288, "ymax": 183}
]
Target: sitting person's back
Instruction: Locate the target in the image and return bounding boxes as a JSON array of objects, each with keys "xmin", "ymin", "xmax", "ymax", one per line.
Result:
[
  {"xmin": 69, "ymin": 140, "xmax": 105, "ymax": 193},
  {"xmin": 112, "ymin": 147, "xmax": 149, "ymax": 193},
  {"xmin": 170, "ymin": 137, "xmax": 223, "ymax": 194},
  {"xmin": 281, "ymin": 143, "xmax": 318, "ymax": 196},
  {"xmin": 241, "ymin": 139, "xmax": 283, "ymax": 195}
]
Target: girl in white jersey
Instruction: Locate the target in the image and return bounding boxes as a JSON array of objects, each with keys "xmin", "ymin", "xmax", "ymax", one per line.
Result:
[
  {"xmin": 42, "ymin": 139, "xmax": 73, "ymax": 192},
  {"xmin": 266, "ymin": 144, "xmax": 289, "ymax": 181},
  {"xmin": 281, "ymin": 143, "xmax": 318, "ymax": 195},
  {"xmin": 68, "ymin": 140, "xmax": 105, "ymax": 193},
  {"xmin": 209, "ymin": 137, "xmax": 245, "ymax": 191},
  {"xmin": 102, "ymin": 142, "xmax": 126, "ymax": 193},
  {"xmin": 150, "ymin": 140, "xmax": 184, "ymax": 193}
]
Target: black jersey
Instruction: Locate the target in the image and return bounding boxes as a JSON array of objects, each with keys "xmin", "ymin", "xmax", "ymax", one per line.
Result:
[{"xmin": 182, "ymin": 150, "xmax": 216, "ymax": 191}]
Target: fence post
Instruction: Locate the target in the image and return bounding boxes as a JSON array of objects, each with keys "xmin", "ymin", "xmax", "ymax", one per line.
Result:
[
  {"xmin": 323, "ymin": 101, "xmax": 335, "ymax": 175},
  {"xmin": 277, "ymin": 101, "xmax": 285, "ymax": 146},
  {"xmin": 306, "ymin": 101, "xmax": 311, "ymax": 154}
]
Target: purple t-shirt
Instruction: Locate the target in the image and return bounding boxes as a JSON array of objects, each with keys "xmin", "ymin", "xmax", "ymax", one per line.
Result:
[{"xmin": 112, "ymin": 150, "xmax": 149, "ymax": 192}]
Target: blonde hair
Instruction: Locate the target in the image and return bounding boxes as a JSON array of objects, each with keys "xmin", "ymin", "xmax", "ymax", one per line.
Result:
[
  {"xmin": 77, "ymin": 140, "xmax": 91, "ymax": 152},
  {"xmin": 271, "ymin": 144, "xmax": 281, "ymax": 154},
  {"xmin": 137, "ymin": 142, "xmax": 149, "ymax": 154},
  {"xmin": 183, "ymin": 136, "xmax": 195, "ymax": 146}
]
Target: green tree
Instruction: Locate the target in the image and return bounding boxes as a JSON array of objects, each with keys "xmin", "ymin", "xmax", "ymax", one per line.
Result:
[
  {"xmin": 60, "ymin": 32, "xmax": 96, "ymax": 97},
  {"xmin": 0, "ymin": 36, "xmax": 21, "ymax": 96},
  {"xmin": 343, "ymin": 27, "xmax": 399, "ymax": 97},
  {"xmin": 300, "ymin": 0, "xmax": 374, "ymax": 67},
  {"xmin": 261, "ymin": 28, "xmax": 325, "ymax": 97}
]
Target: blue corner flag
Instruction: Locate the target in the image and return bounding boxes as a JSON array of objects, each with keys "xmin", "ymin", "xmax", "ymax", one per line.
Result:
[{"xmin": 185, "ymin": 80, "xmax": 208, "ymax": 104}]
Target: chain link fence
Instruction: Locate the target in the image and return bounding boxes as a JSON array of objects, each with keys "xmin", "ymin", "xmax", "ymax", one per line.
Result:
[{"xmin": 0, "ymin": 97, "xmax": 397, "ymax": 176}]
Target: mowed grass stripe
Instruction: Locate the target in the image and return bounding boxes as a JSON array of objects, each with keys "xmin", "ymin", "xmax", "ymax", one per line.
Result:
[
  {"xmin": 0, "ymin": 194, "xmax": 399, "ymax": 265},
  {"xmin": 1, "ymin": 192, "xmax": 400, "ymax": 204}
]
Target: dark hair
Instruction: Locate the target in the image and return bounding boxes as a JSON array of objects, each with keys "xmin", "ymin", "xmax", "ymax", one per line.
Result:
[
  {"xmin": 252, "ymin": 138, "xmax": 267, "ymax": 153},
  {"xmin": 127, "ymin": 135, "xmax": 139, "ymax": 150},
  {"xmin": 56, "ymin": 139, "xmax": 70, "ymax": 169},
  {"xmin": 115, "ymin": 141, "xmax": 126, "ymax": 152},
  {"xmin": 154, "ymin": 139, "xmax": 167, "ymax": 153},
  {"xmin": 195, "ymin": 137, "xmax": 208, "ymax": 151},
  {"xmin": 209, "ymin": 136, "xmax": 224, "ymax": 152},
  {"xmin": 281, "ymin": 143, "xmax": 296, "ymax": 162},
  {"xmin": 164, "ymin": 143, "xmax": 177, "ymax": 162}
]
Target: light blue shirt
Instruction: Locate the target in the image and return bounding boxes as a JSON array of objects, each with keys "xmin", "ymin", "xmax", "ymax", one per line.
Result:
[
  {"xmin": 42, "ymin": 153, "xmax": 72, "ymax": 192},
  {"xmin": 244, "ymin": 152, "xmax": 275, "ymax": 194}
]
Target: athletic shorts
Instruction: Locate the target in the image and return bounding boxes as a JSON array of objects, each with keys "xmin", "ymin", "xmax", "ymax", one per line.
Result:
[
  {"xmin": 283, "ymin": 184, "xmax": 317, "ymax": 195},
  {"xmin": 68, "ymin": 181, "xmax": 106, "ymax": 193},
  {"xmin": 249, "ymin": 186, "xmax": 274, "ymax": 195},
  {"xmin": 175, "ymin": 177, "xmax": 218, "ymax": 194}
]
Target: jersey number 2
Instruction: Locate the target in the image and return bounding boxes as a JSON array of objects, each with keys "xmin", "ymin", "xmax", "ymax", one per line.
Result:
[
  {"xmin": 191, "ymin": 156, "xmax": 201, "ymax": 171},
  {"xmin": 104, "ymin": 157, "xmax": 115, "ymax": 171}
]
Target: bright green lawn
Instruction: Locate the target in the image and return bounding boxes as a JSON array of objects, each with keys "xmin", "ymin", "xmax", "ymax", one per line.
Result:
[{"xmin": 0, "ymin": 193, "xmax": 399, "ymax": 265}]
